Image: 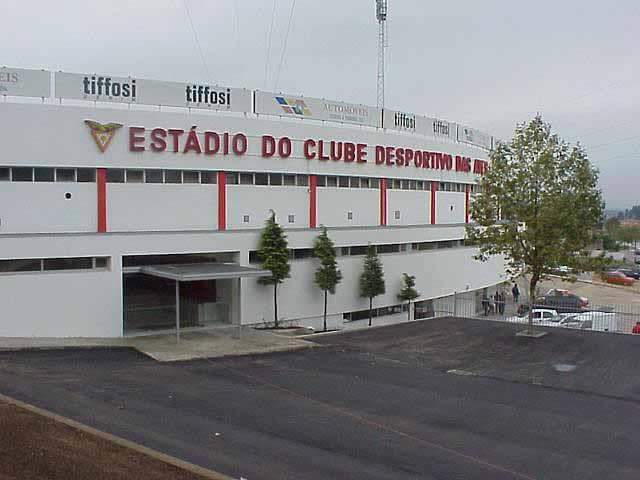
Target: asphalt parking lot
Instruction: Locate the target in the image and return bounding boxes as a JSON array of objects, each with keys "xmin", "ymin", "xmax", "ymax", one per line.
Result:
[{"xmin": 1, "ymin": 318, "xmax": 639, "ymax": 480}]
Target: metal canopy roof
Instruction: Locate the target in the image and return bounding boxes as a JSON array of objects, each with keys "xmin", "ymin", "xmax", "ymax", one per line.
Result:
[{"xmin": 141, "ymin": 263, "xmax": 271, "ymax": 282}]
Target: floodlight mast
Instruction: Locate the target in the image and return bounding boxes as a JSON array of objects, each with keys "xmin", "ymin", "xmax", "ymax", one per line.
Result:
[{"xmin": 375, "ymin": 0, "xmax": 388, "ymax": 110}]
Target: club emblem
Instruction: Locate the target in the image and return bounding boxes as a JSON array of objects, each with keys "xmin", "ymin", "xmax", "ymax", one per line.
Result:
[{"xmin": 84, "ymin": 120, "xmax": 123, "ymax": 152}]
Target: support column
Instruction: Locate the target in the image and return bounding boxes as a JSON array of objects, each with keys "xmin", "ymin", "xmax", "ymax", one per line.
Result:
[
  {"xmin": 465, "ymin": 185, "xmax": 471, "ymax": 223},
  {"xmin": 97, "ymin": 168, "xmax": 107, "ymax": 233},
  {"xmin": 218, "ymin": 171, "xmax": 226, "ymax": 230},
  {"xmin": 175, "ymin": 280, "xmax": 180, "ymax": 342},
  {"xmin": 430, "ymin": 181, "xmax": 438, "ymax": 225},
  {"xmin": 309, "ymin": 174, "xmax": 317, "ymax": 228},
  {"xmin": 380, "ymin": 178, "xmax": 387, "ymax": 226}
]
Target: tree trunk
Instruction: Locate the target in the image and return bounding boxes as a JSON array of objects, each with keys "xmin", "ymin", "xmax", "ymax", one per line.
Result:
[
  {"xmin": 368, "ymin": 297, "xmax": 373, "ymax": 327},
  {"xmin": 273, "ymin": 283, "xmax": 278, "ymax": 328},
  {"xmin": 407, "ymin": 301, "xmax": 411, "ymax": 321},
  {"xmin": 323, "ymin": 290, "xmax": 328, "ymax": 332},
  {"xmin": 528, "ymin": 273, "xmax": 539, "ymax": 334}
]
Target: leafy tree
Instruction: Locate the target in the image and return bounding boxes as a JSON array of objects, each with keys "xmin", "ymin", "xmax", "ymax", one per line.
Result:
[
  {"xmin": 618, "ymin": 225, "xmax": 640, "ymax": 250},
  {"xmin": 257, "ymin": 212, "xmax": 290, "ymax": 328},
  {"xmin": 397, "ymin": 273, "xmax": 420, "ymax": 321},
  {"xmin": 604, "ymin": 217, "xmax": 621, "ymax": 237},
  {"xmin": 359, "ymin": 244, "xmax": 385, "ymax": 326},
  {"xmin": 466, "ymin": 116, "xmax": 603, "ymax": 334},
  {"xmin": 313, "ymin": 226, "xmax": 342, "ymax": 332}
]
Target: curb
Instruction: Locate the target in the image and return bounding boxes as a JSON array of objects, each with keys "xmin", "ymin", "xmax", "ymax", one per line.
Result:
[{"xmin": 0, "ymin": 393, "xmax": 235, "ymax": 480}]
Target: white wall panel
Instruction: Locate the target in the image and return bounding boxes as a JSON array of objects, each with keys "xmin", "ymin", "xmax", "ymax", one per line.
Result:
[
  {"xmin": 317, "ymin": 188, "xmax": 379, "ymax": 227},
  {"xmin": 0, "ymin": 270, "xmax": 121, "ymax": 337},
  {"xmin": 436, "ymin": 191, "xmax": 466, "ymax": 224},
  {"xmin": 226, "ymin": 186, "xmax": 308, "ymax": 230},
  {"xmin": 0, "ymin": 183, "xmax": 96, "ymax": 234},
  {"xmin": 107, "ymin": 184, "xmax": 217, "ymax": 232},
  {"xmin": 387, "ymin": 190, "xmax": 429, "ymax": 226}
]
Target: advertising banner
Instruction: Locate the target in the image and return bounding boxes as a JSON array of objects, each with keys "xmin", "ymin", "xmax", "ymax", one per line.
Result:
[
  {"xmin": 457, "ymin": 125, "xmax": 492, "ymax": 150},
  {"xmin": 383, "ymin": 109, "xmax": 457, "ymax": 141},
  {"xmin": 0, "ymin": 67, "xmax": 50, "ymax": 98},
  {"xmin": 382, "ymin": 109, "xmax": 417, "ymax": 132},
  {"xmin": 54, "ymin": 72, "xmax": 252, "ymax": 112},
  {"xmin": 255, "ymin": 91, "xmax": 381, "ymax": 128}
]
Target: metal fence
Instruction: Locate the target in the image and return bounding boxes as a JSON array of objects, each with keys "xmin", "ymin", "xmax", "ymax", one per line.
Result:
[{"xmin": 415, "ymin": 287, "xmax": 640, "ymax": 335}]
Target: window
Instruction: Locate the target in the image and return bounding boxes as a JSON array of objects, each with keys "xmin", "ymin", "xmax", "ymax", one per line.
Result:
[
  {"xmin": 349, "ymin": 245, "xmax": 367, "ymax": 255},
  {"xmin": 394, "ymin": 210, "xmax": 400, "ymax": 220},
  {"xmin": 288, "ymin": 214, "xmax": 295, "ymax": 223},
  {"xmin": 77, "ymin": 168, "xmax": 96, "ymax": 182},
  {"xmin": 347, "ymin": 211, "xmax": 353, "ymax": 220},
  {"xmin": 56, "ymin": 168, "xmax": 76, "ymax": 182},
  {"xmin": 341, "ymin": 247, "xmax": 350, "ymax": 256},
  {"xmin": 417, "ymin": 180, "xmax": 424, "ymax": 190},
  {"xmin": 165, "ymin": 170, "xmax": 182, "ymax": 183},
  {"xmin": 424, "ymin": 181, "xmax": 431, "ymax": 190},
  {"xmin": 34, "ymin": 168, "xmax": 54, "ymax": 182},
  {"xmin": 126, "ymin": 170, "xmax": 144, "ymax": 183},
  {"xmin": 243, "ymin": 215, "xmax": 250, "ymax": 223},
  {"xmin": 0, "ymin": 259, "xmax": 41, "ymax": 272},
  {"xmin": 370, "ymin": 178, "xmax": 380, "ymax": 189},
  {"xmin": 316, "ymin": 175, "xmax": 326, "ymax": 187},
  {"xmin": 0, "ymin": 168, "xmax": 9, "ymax": 181},
  {"xmin": 350, "ymin": 177, "xmax": 360, "ymax": 188},
  {"xmin": 106, "ymin": 169, "xmax": 125, "ymax": 183},
  {"xmin": 401, "ymin": 179, "xmax": 410, "ymax": 190},
  {"xmin": 249, "ymin": 251, "xmax": 262, "ymax": 264},
  {"xmin": 326, "ymin": 176, "xmax": 338, "ymax": 187},
  {"xmin": 296, "ymin": 174, "xmax": 308, "ymax": 186},
  {"xmin": 360, "ymin": 177, "xmax": 370, "ymax": 188},
  {"xmin": 269, "ymin": 173, "xmax": 283, "ymax": 185},
  {"xmin": 377, "ymin": 244, "xmax": 400, "ymax": 254},
  {"xmin": 201, "ymin": 171, "xmax": 217, "ymax": 184},
  {"xmin": 145, "ymin": 169, "xmax": 163, "ymax": 183},
  {"xmin": 293, "ymin": 248, "xmax": 314, "ymax": 259},
  {"xmin": 240, "ymin": 173, "xmax": 253, "ymax": 185},
  {"xmin": 94, "ymin": 257, "xmax": 109, "ymax": 269},
  {"xmin": 283, "ymin": 174, "xmax": 296, "ymax": 186},
  {"xmin": 338, "ymin": 176, "xmax": 349, "ymax": 188},
  {"xmin": 409, "ymin": 180, "xmax": 417, "ymax": 190},
  {"xmin": 254, "ymin": 172, "xmax": 268, "ymax": 185},
  {"xmin": 393, "ymin": 179, "xmax": 401, "ymax": 189},
  {"xmin": 12, "ymin": 167, "xmax": 33, "ymax": 182},
  {"xmin": 226, "ymin": 172, "xmax": 238, "ymax": 184},
  {"xmin": 183, "ymin": 171, "xmax": 200, "ymax": 183},
  {"xmin": 43, "ymin": 257, "xmax": 93, "ymax": 270}
]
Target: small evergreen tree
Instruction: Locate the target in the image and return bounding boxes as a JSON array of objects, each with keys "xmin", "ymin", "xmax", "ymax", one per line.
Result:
[
  {"xmin": 257, "ymin": 212, "xmax": 290, "ymax": 328},
  {"xmin": 359, "ymin": 244, "xmax": 385, "ymax": 326},
  {"xmin": 313, "ymin": 226, "xmax": 342, "ymax": 332},
  {"xmin": 397, "ymin": 273, "xmax": 419, "ymax": 321}
]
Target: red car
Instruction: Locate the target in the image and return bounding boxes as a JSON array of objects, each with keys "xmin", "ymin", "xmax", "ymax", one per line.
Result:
[{"xmin": 602, "ymin": 271, "xmax": 635, "ymax": 286}]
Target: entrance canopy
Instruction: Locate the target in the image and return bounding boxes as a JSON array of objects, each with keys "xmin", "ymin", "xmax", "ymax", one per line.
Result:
[{"xmin": 141, "ymin": 262, "xmax": 271, "ymax": 282}]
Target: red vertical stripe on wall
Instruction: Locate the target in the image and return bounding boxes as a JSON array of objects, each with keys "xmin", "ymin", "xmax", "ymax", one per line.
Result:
[
  {"xmin": 309, "ymin": 175, "xmax": 317, "ymax": 228},
  {"xmin": 430, "ymin": 181, "xmax": 438, "ymax": 225},
  {"xmin": 97, "ymin": 168, "xmax": 107, "ymax": 233},
  {"xmin": 380, "ymin": 178, "xmax": 387, "ymax": 226},
  {"xmin": 218, "ymin": 171, "xmax": 226, "ymax": 230},
  {"xmin": 465, "ymin": 185, "xmax": 471, "ymax": 223}
]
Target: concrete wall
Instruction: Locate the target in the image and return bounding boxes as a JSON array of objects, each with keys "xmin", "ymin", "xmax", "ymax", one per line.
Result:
[
  {"xmin": 317, "ymin": 188, "xmax": 379, "ymax": 227},
  {"xmin": 0, "ymin": 183, "xmax": 97, "ymax": 234},
  {"xmin": 227, "ymin": 185, "xmax": 308, "ymax": 229},
  {"xmin": 108, "ymin": 184, "xmax": 218, "ymax": 232},
  {"xmin": 387, "ymin": 190, "xmax": 429, "ymax": 226},
  {"xmin": 436, "ymin": 191, "xmax": 466, "ymax": 224}
]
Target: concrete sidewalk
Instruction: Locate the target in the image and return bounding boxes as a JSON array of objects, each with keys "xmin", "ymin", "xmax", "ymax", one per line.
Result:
[{"xmin": 0, "ymin": 326, "xmax": 316, "ymax": 362}]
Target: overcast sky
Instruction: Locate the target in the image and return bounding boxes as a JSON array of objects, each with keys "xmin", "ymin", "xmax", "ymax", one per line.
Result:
[{"xmin": 2, "ymin": 0, "xmax": 638, "ymax": 209}]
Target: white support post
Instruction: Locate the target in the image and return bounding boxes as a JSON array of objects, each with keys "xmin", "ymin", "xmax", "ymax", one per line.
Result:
[{"xmin": 175, "ymin": 280, "xmax": 180, "ymax": 342}]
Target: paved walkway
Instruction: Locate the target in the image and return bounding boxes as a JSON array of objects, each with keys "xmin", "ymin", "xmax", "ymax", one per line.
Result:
[{"xmin": 0, "ymin": 326, "xmax": 315, "ymax": 362}]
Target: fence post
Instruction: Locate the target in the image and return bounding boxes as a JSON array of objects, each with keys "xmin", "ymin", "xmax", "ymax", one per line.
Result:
[{"xmin": 453, "ymin": 291, "xmax": 458, "ymax": 317}]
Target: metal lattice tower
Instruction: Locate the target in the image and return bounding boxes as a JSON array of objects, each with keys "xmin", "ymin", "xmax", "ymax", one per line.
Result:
[{"xmin": 375, "ymin": 0, "xmax": 388, "ymax": 110}]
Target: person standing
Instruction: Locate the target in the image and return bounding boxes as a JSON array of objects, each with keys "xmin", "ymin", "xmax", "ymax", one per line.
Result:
[{"xmin": 512, "ymin": 283, "xmax": 520, "ymax": 304}]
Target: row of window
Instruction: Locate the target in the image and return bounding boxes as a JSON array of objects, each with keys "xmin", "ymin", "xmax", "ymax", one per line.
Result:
[
  {"xmin": 0, "ymin": 257, "xmax": 110, "ymax": 274},
  {"xmin": 0, "ymin": 167, "xmax": 483, "ymax": 192},
  {"xmin": 0, "ymin": 167, "xmax": 96, "ymax": 183},
  {"xmin": 248, "ymin": 239, "xmax": 466, "ymax": 263}
]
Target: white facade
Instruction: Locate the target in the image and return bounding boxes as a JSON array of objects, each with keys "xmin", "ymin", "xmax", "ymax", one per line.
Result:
[{"xmin": 0, "ymin": 101, "xmax": 503, "ymax": 337}]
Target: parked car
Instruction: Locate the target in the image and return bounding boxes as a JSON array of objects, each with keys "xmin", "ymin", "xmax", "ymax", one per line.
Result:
[
  {"xmin": 558, "ymin": 312, "xmax": 620, "ymax": 332},
  {"xmin": 536, "ymin": 290, "xmax": 589, "ymax": 313},
  {"xmin": 601, "ymin": 271, "xmax": 635, "ymax": 286},
  {"xmin": 544, "ymin": 289, "xmax": 589, "ymax": 305},
  {"xmin": 615, "ymin": 268, "xmax": 640, "ymax": 280},
  {"xmin": 507, "ymin": 308, "xmax": 561, "ymax": 324}
]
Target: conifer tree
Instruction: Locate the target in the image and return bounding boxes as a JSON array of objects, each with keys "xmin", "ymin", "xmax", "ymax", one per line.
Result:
[
  {"xmin": 257, "ymin": 212, "xmax": 290, "ymax": 328},
  {"xmin": 359, "ymin": 244, "xmax": 385, "ymax": 326},
  {"xmin": 397, "ymin": 273, "xmax": 419, "ymax": 321},
  {"xmin": 313, "ymin": 226, "xmax": 342, "ymax": 332}
]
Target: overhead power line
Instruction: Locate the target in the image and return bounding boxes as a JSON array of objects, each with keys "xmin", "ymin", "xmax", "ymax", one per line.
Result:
[
  {"xmin": 264, "ymin": 0, "xmax": 277, "ymax": 89},
  {"xmin": 182, "ymin": 0, "xmax": 212, "ymax": 82},
  {"xmin": 274, "ymin": 0, "xmax": 296, "ymax": 92}
]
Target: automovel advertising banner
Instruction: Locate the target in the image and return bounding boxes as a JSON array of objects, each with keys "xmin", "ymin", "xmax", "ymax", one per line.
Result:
[
  {"xmin": 54, "ymin": 72, "xmax": 251, "ymax": 112},
  {"xmin": 255, "ymin": 91, "xmax": 381, "ymax": 128},
  {"xmin": 0, "ymin": 67, "xmax": 50, "ymax": 98}
]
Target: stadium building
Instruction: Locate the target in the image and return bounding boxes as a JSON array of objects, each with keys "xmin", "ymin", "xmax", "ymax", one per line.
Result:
[{"xmin": 0, "ymin": 67, "xmax": 506, "ymax": 337}]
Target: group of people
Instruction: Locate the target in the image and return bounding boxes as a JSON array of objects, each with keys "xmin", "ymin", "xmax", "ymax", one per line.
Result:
[{"xmin": 482, "ymin": 283, "xmax": 520, "ymax": 316}]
